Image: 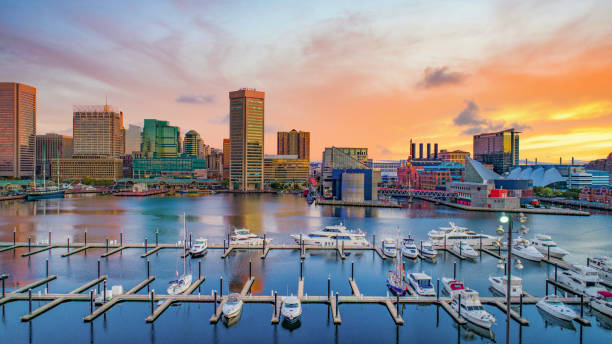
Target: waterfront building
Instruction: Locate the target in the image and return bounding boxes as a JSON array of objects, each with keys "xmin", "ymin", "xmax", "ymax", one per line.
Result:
[
  {"xmin": 141, "ymin": 119, "xmax": 180, "ymax": 158},
  {"xmin": 447, "ymin": 181, "xmax": 520, "ymax": 209},
  {"xmin": 120, "ymin": 154, "xmax": 133, "ymax": 178},
  {"xmin": 333, "ymin": 147, "xmax": 368, "ymax": 164},
  {"xmin": 418, "ymin": 162, "xmax": 464, "ymax": 190},
  {"xmin": 464, "ymin": 157, "xmax": 502, "ymax": 184},
  {"xmin": 229, "ymin": 89, "xmax": 265, "ymax": 191},
  {"xmin": 51, "ymin": 158, "xmax": 122, "ymax": 181},
  {"xmin": 222, "ymin": 138, "xmax": 230, "ymax": 179},
  {"xmin": 366, "ymin": 160, "xmax": 402, "ymax": 185},
  {"xmin": 124, "ymin": 124, "xmax": 142, "ymax": 155},
  {"xmin": 579, "ymin": 185, "xmax": 611, "ymax": 206},
  {"xmin": 35, "ymin": 133, "xmax": 73, "ymax": 177},
  {"xmin": 439, "ymin": 149, "xmax": 470, "ymax": 165},
  {"xmin": 132, "ymin": 155, "xmax": 206, "ymax": 179},
  {"xmin": 0, "ymin": 82, "xmax": 36, "ymax": 178},
  {"xmin": 277, "ymin": 129, "xmax": 310, "ymax": 161},
  {"xmin": 328, "ymin": 169, "xmax": 380, "ymax": 202},
  {"xmin": 206, "ymin": 148, "xmax": 223, "ymax": 180},
  {"xmin": 263, "ymin": 155, "xmax": 309, "ymax": 184},
  {"xmin": 585, "ymin": 152, "xmax": 612, "ymax": 174},
  {"xmin": 473, "ymin": 128, "xmax": 519, "ymax": 174},
  {"xmin": 588, "ymin": 170, "xmax": 610, "ymax": 186},
  {"xmin": 321, "ymin": 147, "xmax": 368, "ymax": 198},
  {"xmin": 72, "ymin": 105, "xmax": 123, "ymax": 158},
  {"xmin": 410, "ymin": 140, "xmax": 439, "ymax": 160},
  {"xmin": 183, "ymin": 130, "xmax": 205, "ymax": 158}
]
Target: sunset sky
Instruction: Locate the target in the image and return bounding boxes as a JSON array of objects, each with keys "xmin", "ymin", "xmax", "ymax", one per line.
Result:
[{"xmin": 1, "ymin": 0, "xmax": 611, "ymax": 162}]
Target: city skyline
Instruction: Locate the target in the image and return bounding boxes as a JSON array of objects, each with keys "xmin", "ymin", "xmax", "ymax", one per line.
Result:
[{"xmin": 1, "ymin": 1, "xmax": 611, "ymax": 162}]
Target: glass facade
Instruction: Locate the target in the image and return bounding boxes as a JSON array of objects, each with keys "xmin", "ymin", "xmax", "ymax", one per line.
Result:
[
  {"xmin": 0, "ymin": 82, "xmax": 36, "ymax": 178},
  {"xmin": 141, "ymin": 119, "xmax": 179, "ymax": 158},
  {"xmin": 229, "ymin": 89, "xmax": 265, "ymax": 190},
  {"xmin": 473, "ymin": 128, "xmax": 519, "ymax": 174},
  {"xmin": 263, "ymin": 155, "xmax": 309, "ymax": 183},
  {"xmin": 133, "ymin": 156, "xmax": 206, "ymax": 178}
]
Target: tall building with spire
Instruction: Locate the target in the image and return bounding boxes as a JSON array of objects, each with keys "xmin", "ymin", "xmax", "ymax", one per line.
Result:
[
  {"xmin": 0, "ymin": 82, "xmax": 36, "ymax": 178},
  {"xmin": 229, "ymin": 89, "xmax": 265, "ymax": 191}
]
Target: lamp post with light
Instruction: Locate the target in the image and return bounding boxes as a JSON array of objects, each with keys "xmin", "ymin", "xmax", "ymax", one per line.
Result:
[{"xmin": 497, "ymin": 212, "xmax": 529, "ymax": 344}]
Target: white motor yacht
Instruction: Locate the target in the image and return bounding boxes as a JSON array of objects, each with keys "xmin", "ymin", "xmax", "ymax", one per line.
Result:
[
  {"xmin": 189, "ymin": 238, "xmax": 208, "ymax": 257},
  {"xmin": 590, "ymin": 290, "xmax": 612, "ymax": 317},
  {"xmin": 536, "ymin": 295, "xmax": 578, "ymax": 321},
  {"xmin": 488, "ymin": 275, "xmax": 522, "ymax": 297},
  {"xmin": 222, "ymin": 293, "xmax": 244, "ymax": 319},
  {"xmin": 281, "ymin": 296, "xmax": 302, "ymax": 323},
  {"xmin": 382, "ymin": 239, "xmax": 398, "ymax": 258},
  {"xmin": 441, "ymin": 277, "xmax": 466, "ymax": 297},
  {"xmin": 558, "ymin": 265, "xmax": 605, "ymax": 298},
  {"xmin": 428, "ymin": 222, "xmax": 497, "ymax": 247},
  {"xmin": 401, "ymin": 235, "xmax": 418, "ymax": 259},
  {"xmin": 406, "ymin": 272, "xmax": 435, "ymax": 296},
  {"xmin": 449, "ymin": 241, "xmax": 478, "ymax": 259},
  {"xmin": 418, "ymin": 241, "xmax": 437, "ymax": 259},
  {"xmin": 589, "ymin": 256, "xmax": 612, "ymax": 286},
  {"xmin": 291, "ymin": 223, "xmax": 370, "ymax": 247},
  {"xmin": 230, "ymin": 228, "xmax": 270, "ymax": 246},
  {"xmin": 530, "ymin": 234, "xmax": 569, "ymax": 259},
  {"xmin": 451, "ymin": 289, "xmax": 496, "ymax": 329},
  {"xmin": 511, "ymin": 238, "xmax": 543, "ymax": 262}
]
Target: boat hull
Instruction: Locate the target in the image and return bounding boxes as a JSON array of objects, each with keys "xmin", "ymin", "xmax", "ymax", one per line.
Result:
[
  {"xmin": 590, "ymin": 299, "xmax": 612, "ymax": 317},
  {"xmin": 512, "ymin": 248, "xmax": 543, "ymax": 262},
  {"xmin": 386, "ymin": 281, "xmax": 407, "ymax": 296},
  {"xmin": 536, "ymin": 301, "xmax": 577, "ymax": 321},
  {"xmin": 189, "ymin": 249, "xmax": 207, "ymax": 258},
  {"xmin": 26, "ymin": 190, "xmax": 66, "ymax": 201}
]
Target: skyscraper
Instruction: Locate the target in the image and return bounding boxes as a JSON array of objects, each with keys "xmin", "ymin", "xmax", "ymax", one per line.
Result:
[
  {"xmin": 222, "ymin": 138, "xmax": 230, "ymax": 169},
  {"xmin": 473, "ymin": 128, "xmax": 520, "ymax": 174},
  {"xmin": 183, "ymin": 130, "xmax": 205, "ymax": 158},
  {"xmin": 124, "ymin": 124, "xmax": 142, "ymax": 155},
  {"xmin": 229, "ymin": 89, "xmax": 265, "ymax": 191},
  {"xmin": 36, "ymin": 133, "xmax": 73, "ymax": 176},
  {"xmin": 0, "ymin": 82, "xmax": 36, "ymax": 178},
  {"xmin": 141, "ymin": 119, "xmax": 180, "ymax": 158},
  {"xmin": 72, "ymin": 105, "xmax": 123, "ymax": 158},
  {"xmin": 277, "ymin": 129, "xmax": 310, "ymax": 161}
]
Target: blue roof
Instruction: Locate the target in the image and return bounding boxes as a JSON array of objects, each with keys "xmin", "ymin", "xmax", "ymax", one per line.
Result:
[{"xmin": 466, "ymin": 157, "xmax": 500, "ymax": 182}]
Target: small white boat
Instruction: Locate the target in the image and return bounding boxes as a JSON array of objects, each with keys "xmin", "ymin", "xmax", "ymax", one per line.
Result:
[
  {"xmin": 512, "ymin": 238, "xmax": 543, "ymax": 262},
  {"xmin": 401, "ymin": 235, "xmax": 418, "ymax": 259},
  {"xmin": 536, "ymin": 295, "xmax": 578, "ymax": 321},
  {"xmin": 589, "ymin": 256, "xmax": 612, "ymax": 286},
  {"xmin": 95, "ymin": 285, "xmax": 123, "ymax": 305},
  {"xmin": 441, "ymin": 277, "xmax": 466, "ymax": 297},
  {"xmin": 488, "ymin": 275, "xmax": 522, "ymax": 297},
  {"xmin": 189, "ymin": 238, "xmax": 208, "ymax": 257},
  {"xmin": 558, "ymin": 265, "xmax": 605, "ymax": 298},
  {"xmin": 418, "ymin": 241, "xmax": 437, "ymax": 259},
  {"xmin": 382, "ymin": 239, "xmax": 397, "ymax": 258},
  {"xmin": 281, "ymin": 295, "xmax": 302, "ymax": 323},
  {"xmin": 451, "ymin": 289, "xmax": 496, "ymax": 329},
  {"xmin": 590, "ymin": 290, "xmax": 612, "ymax": 317},
  {"xmin": 230, "ymin": 228, "xmax": 270, "ymax": 246},
  {"xmin": 530, "ymin": 234, "xmax": 569, "ymax": 259},
  {"xmin": 450, "ymin": 241, "xmax": 478, "ymax": 259},
  {"xmin": 222, "ymin": 293, "xmax": 244, "ymax": 319},
  {"xmin": 291, "ymin": 223, "xmax": 370, "ymax": 247},
  {"xmin": 406, "ymin": 272, "xmax": 435, "ymax": 296}
]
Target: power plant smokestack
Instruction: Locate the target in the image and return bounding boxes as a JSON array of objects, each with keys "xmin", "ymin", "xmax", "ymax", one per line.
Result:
[
  {"xmin": 535, "ymin": 158, "xmax": 538, "ymax": 165},
  {"xmin": 572, "ymin": 156, "xmax": 574, "ymax": 165},
  {"xmin": 419, "ymin": 143, "xmax": 423, "ymax": 159},
  {"xmin": 434, "ymin": 143, "xmax": 438, "ymax": 159},
  {"xmin": 411, "ymin": 142, "xmax": 415, "ymax": 159},
  {"xmin": 427, "ymin": 143, "xmax": 431, "ymax": 159},
  {"xmin": 560, "ymin": 157, "xmax": 562, "ymax": 165}
]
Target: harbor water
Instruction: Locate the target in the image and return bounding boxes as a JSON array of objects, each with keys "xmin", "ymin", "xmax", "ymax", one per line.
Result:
[{"xmin": 0, "ymin": 194, "xmax": 610, "ymax": 343}]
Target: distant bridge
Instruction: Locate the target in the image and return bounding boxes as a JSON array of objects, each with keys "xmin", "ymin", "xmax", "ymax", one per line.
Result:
[{"xmin": 378, "ymin": 188, "xmax": 458, "ymax": 199}]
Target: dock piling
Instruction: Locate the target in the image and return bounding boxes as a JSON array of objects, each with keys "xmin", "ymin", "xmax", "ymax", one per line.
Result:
[
  {"xmin": 548, "ymin": 246, "xmax": 550, "ymax": 260},
  {"xmin": 335, "ymin": 292, "xmax": 339, "ymax": 317},
  {"xmin": 120, "ymin": 232, "xmax": 123, "ymax": 246},
  {"xmin": 13, "ymin": 230, "xmax": 16, "ymax": 246},
  {"xmin": 28, "ymin": 236, "xmax": 31, "ymax": 252},
  {"xmin": 97, "ymin": 260, "xmax": 101, "ymax": 294},
  {"xmin": 220, "ymin": 277, "xmax": 223, "ymax": 298},
  {"xmin": 328, "ymin": 277, "xmax": 331, "ymax": 301},
  {"xmin": 106, "ymin": 238, "xmax": 109, "ymax": 252},
  {"xmin": 28, "ymin": 288, "xmax": 32, "ymax": 314},
  {"xmin": 436, "ymin": 279, "xmax": 439, "ymax": 302},
  {"xmin": 519, "ymin": 293, "xmax": 523, "ymax": 316},
  {"xmin": 263, "ymin": 234, "xmax": 266, "ymax": 253},
  {"xmin": 274, "ymin": 291, "xmax": 278, "ymax": 317},
  {"xmin": 373, "ymin": 234, "xmax": 376, "ymax": 249},
  {"xmin": 2, "ymin": 276, "xmax": 5, "ymax": 297},
  {"xmin": 351, "ymin": 261, "xmax": 354, "ymax": 281},
  {"xmin": 580, "ymin": 294, "xmax": 584, "ymax": 318},
  {"xmin": 156, "ymin": 230, "xmax": 158, "ymax": 247},
  {"xmin": 144, "ymin": 238, "xmax": 148, "ymax": 253},
  {"xmin": 45, "ymin": 259, "xmax": 49, "ymax": 278},
  {"xmin": 586, "ymin": 258, "xmax": 589, "ymax": 267},
  {"xmin": 103, "ymin": 280, "xmax": 107, "ymax": 304},
  {"xmin": 90, "ymin": 290, "xmax": 93, "ymax": 313},
  {"xmin": 249, "ymin": 260, "xmax": 252, "ymax": 279},
  {"xmin": 453, "ymin": 262, "xmax": 456, "ymax": 280},
  {"xmin": 84, "ymin": 231, "xmax": 87, "ymax": 246},
  {"xmin": 189, "ymin": 234, "xmax": 192, "ymax": 249},
  {"xmin": 147, "ymin": 260, "xmax": 150, "ymax": 279},
  {"xmin": 545, "ymin": 279, "xmax": 548, "ymax": 295},
  {"xmin": 396, "ymin": 294, "xmax": 399, "ymax": 315},
  {"xmin": 67, "ymin": 238, "xmax": 70, "ymax": 253},
  {"xmin": 150, "ymin": 291, "xmax": 154, "ymax": 315},
  {"xmin": 458, "ymin": 294, "xmax": 461, "ymax": 318},
  {"xmin": 214, "ymin": 290, "xmax": 217, "ymax": 314},
  {"xmin": 300, "ymin": 260, "xmax": 303, "ymax": 279}
]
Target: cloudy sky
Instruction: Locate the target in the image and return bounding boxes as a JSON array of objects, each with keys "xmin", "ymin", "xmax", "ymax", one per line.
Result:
[{"xmin": 1, "ymin": 0, "xmax": 611, "ymax": 161}]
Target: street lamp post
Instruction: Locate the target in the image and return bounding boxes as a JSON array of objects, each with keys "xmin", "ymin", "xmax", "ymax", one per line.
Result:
[{"xmin": 498, "ymin": 212, "xmax": 528, "ymax": 344}]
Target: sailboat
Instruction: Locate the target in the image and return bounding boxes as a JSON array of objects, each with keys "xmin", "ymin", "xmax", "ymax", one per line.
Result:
[
  {"xmin": 167, "ymin": 213, "xmax": 193, "ymax": 295},
  {"xmin": 27, "ymin": 156, "xmax": 66, "ymax": 201},
  {"xmin": 386, "ymin": 236, "xmax": 409, "ymax": 295}
]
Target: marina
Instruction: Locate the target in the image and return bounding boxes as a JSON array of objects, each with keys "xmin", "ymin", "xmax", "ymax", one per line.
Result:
[{"xmin": 0, "ymin": 194, "xmax": 610, "ymax": 343}]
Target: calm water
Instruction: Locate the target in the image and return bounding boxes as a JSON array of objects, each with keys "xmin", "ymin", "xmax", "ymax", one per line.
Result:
[{"xmin": 0, "ymin": 194, "xmax": 610, "ymax": 343}]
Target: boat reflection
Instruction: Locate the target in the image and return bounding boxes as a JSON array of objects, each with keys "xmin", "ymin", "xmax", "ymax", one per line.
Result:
[{"xmin": 537, "ymin": 307, "xmax": 576, "ymax": 331}]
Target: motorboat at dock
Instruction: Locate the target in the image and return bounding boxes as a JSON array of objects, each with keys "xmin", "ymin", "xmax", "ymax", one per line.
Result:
[
  {"xmin": 530, "ymin": 234, "xmax": 569, "ymax": 259},
  {"xmin": 401, "ymin": 235, "xmax": 418, "ymax": 259},
  {"xmin": 536, "ymin": 295, "xmax": 578, "ymax": 321},
  {"xmin": 449, "ymin": 240, "xmax": 478, "ymax": 259},
  {"xmin": 451, "ymin": 289, "xmax": 496, "ymax": 329},
  {"xmin": 428, "ymin": 222, "xmax": 497, "ymax": 247},
  {"xmin": 189, "ymin": 238, "xmax": 208, "ymax": 257},
  {"xmin": 441, "ymin": 277, "xmax": 466, "ymax": 297},
  {"xmin": 230, "ymin": 228, "xmax": 271, "ymax": 246},
  {"xmin": 488, "ymin": 275, "xmax": 522, "ymax": 297},
  {"xmin": 557, "ymin": 264, "xmax": 605, "ymax": 298},
  {"xmin": 382, "ymin": 239, "xmax": 398, "ymax": 258},
  {"xmin": 291, "ymin": 223, "xmax": 370, "ymax": 247},
  {"xmin": 406, "ymin": 272, "xmax": 435, "ymax": 296}
]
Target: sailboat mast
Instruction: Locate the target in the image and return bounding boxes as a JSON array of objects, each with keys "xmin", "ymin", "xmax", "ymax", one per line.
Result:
[
  {"xmin": 43, "ymin": 155, "xmax": 46, "ymax": 190},
  {"xmin": 183, "ymin": 212, "xmax": 186, "ymax": 276}
]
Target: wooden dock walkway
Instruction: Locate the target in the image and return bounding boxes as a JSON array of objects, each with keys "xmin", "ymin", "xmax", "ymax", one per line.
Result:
[
  {"xmin": 209, "ymin": 298, "xmax": 225, "ymax": 323},
  {"xmin": 348, "ymin": 278, "xmax": 361, "ymax": 297},
  {"xmin": 270, "ymin": 298, "xmax": 282, "ymax": 324},
  {"xmin": 439, "ymin": 300, "xmax": 467, "ymax": 325},
  {"xmin": 126, "ymin": 277, "xmax": 155, "ymax": 295},
  {"xmin": 220, "ymin": 247, "xmax": 233, "ymax": 258},
  {"xmin": 21, "ymin": 245, "xmax": 56, "ymax": 257},
  {"xmin": 330, "ymin": 299, "xmax": 341, "ymax": 324},
  {"xmin": 479, "ymin": 248, "xmax": 502, "ymax": 259},
  {"xmin": 12, "ymin": 275, "xmax": 58, "ymax": 294},
  {"xmin": 374, "ymin": 247, "xmax": 387, "ymax": 260},
  {"xmin": 297, "ymin": 278, "xmax": 305, "ymax": 298},
  {"xmin": 140, "ymin": 246, "xmax": 162, "ymax": 258},
  {"xmin": 61, "ymin": 245, "xmax": 93, "ymax": 257},
  {"xmin": 260, "ymin": 246, "xmax": 271, "ymax": 259},
  {"xmin": 488, "ymin": 300, "xmax": 530, "ymax": 326},
  {"xmin": 0, "ymin": 244, "xmax": 22, "ymax": 252},
  {"xmin": 100, "ymin": 246, "xmax": 125, "ymax": 258},
  {"xmin": 383, "ymin": 299, "xmax": 404, "ymax": 325},
  {"xmin": 240, "ymin": 277, "xmax": 255, "ymax": 297}
]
